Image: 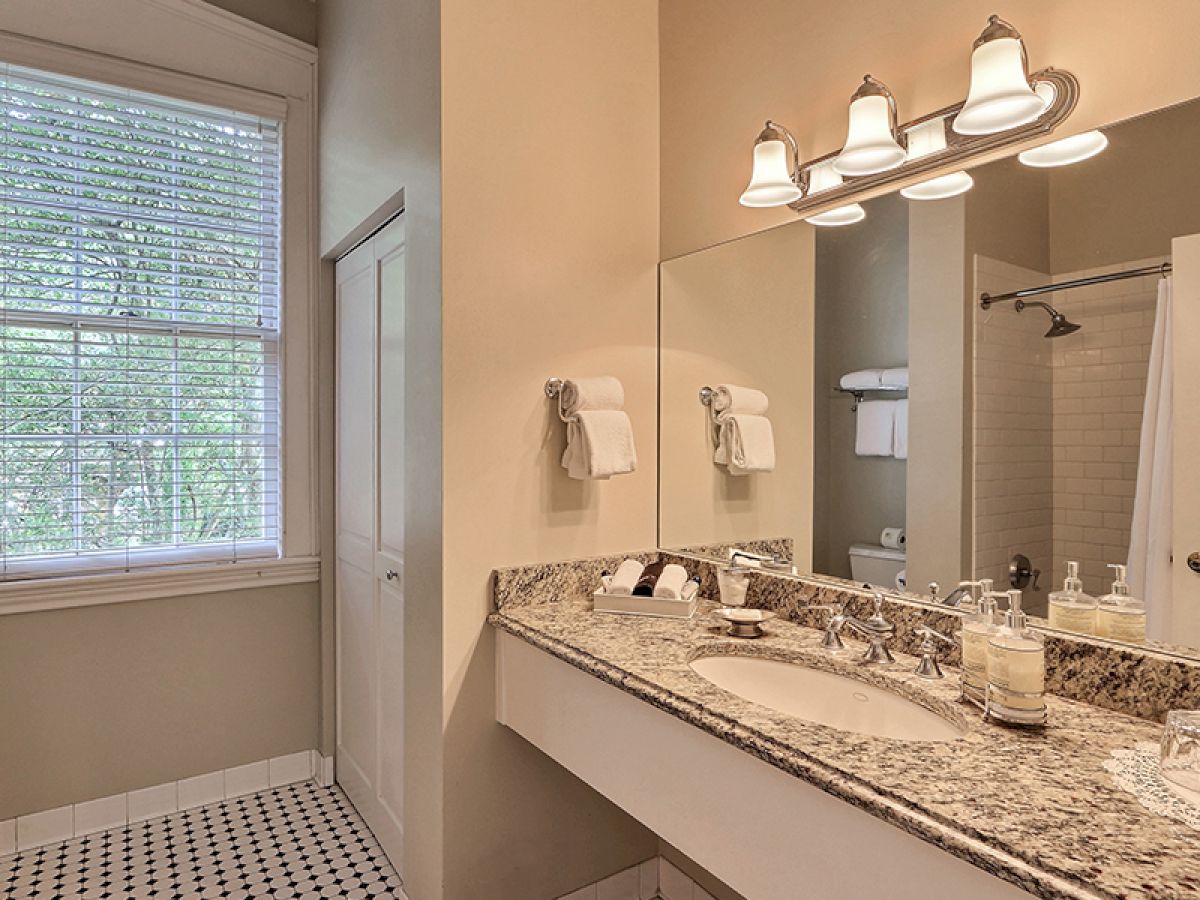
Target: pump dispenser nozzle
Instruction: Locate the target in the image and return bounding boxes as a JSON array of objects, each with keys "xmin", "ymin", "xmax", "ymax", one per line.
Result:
[
  {"xmin": 1064, "ymin": 561, "xmax": 1082, "ymax": 592},
  {"xmin": 1107, "ymin": 563, "xmax": 1130, "ymax": 596},
  {"xmin": 1005, "ymin": 589, "xmax": 1027, "ymax": 631}
]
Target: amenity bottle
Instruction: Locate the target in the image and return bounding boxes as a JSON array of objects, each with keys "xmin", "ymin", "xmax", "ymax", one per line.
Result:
[
  {"xmin": 1095, "ymin": 564, "xmax": 1146, "ymax": 643},
  {"xmin": 1047, "ymin": 561, "xmax": 1097, "ymax": 635},
  {"xmin": 986, "ymin": 589, "xmax": 1047, "ymax": 724}
]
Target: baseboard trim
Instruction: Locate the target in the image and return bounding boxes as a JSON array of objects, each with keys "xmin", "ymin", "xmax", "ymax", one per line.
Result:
[{"xmin": 0, "ymin": 750, "xmax": 335, "ymax": 857}]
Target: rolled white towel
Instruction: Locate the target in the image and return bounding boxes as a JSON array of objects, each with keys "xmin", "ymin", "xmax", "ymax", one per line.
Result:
[
  {"xmin": 715, "ymin": 415, "xmax": 775, "ymax": 474},
  {"xmin": 880, "ymin": 367, "xmax": 909, "ymax": 388},
  {"xmin": 681, "ymin": 579, "xmax": 699, "ymax": 603},
  {"xmin": 839, "ymin": 369, "xmax": 884, "ymax": 391},
  {"xmin": 653, "ymin": 563, "xmax": 690, "ymax": 599},
  {"xmin": 562, "ymin": 410, "xmax": 638, "ymax": 479},
  {"xmin": 607, "ymin": 559, "xmax": 644, "ymax": 596},
  {"xmin": 855, "ymin": 400, "xmax": 896, "ymax": 457},
  {"xmin": 560, "ymin": 376, "xmax": 625, "ymax": 414},
  {"xmin": 711, "ymin": 384, "xmax": 769, "ymax": 418}
]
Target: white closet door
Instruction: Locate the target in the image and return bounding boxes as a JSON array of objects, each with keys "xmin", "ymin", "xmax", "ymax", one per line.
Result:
[{"xmin": 335, "ymin": 216, "xmax": 405, "ymax": 871}]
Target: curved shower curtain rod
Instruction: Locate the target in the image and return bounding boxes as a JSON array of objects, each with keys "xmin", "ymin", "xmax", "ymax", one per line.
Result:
[{"xmin": 979, "ymin": 262, "xmax": 1172, "ymax": 309}]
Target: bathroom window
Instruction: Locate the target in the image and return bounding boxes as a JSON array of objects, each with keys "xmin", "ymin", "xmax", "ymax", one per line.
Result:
[{"xmin": 0, "ymin": 62, "xmax": 282, "ymax": 579}]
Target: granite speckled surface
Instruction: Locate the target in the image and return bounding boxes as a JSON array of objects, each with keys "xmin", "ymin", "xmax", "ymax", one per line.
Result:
[
  {"xmin": 491, "ymin": 575, "xmax": 1200, "ymax": 899},
  {"xmin": 492, "ymin": 601, "xmax": 1200, "ymax": 899},
  {"xmin": 661, "ymin": 551, "xmax": 1200, "ymax": 723}
]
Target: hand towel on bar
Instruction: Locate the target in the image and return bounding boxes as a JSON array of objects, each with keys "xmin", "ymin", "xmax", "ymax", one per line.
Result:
[
  {"xmin": 715, "ymin": 415, "xmax": 776, "ymax": 474},
  {"xmin": 559, "ymin": 376, "xmax": 624, "ymax": 414},
  {"xmin": 558, "ymin": 377, "xmax": 637, "ymax": 480},
  {"xmin": 607, "ymin": 559, "xmax": 645, "ymax": 596},
  {"xmin": 855, "ymin": 400, "xmax": 896, "ymax": 457},
  {"xmin": 562, "ymin": 411, "xmax": 637, "ymax": 479},
  {"xmin": 839, "ymin": 369, "xmax": 884, "ymax": 391},
  {"xmin": 893, "ymin": 398, "xmax": 909, "ymax": 460},
  {"xmin": 879, "ymin": 367, "xmax": 909, "ymax": 388},
  {"xmin": 710, "ymin": 383, "xmax": 769, "ymax": 418},
  {"xmin": 652, "ymin": 564, "xmax": 690, "ymax": 599}
]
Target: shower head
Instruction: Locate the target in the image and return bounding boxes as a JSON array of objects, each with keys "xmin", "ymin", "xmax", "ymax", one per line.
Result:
[{"xmin": 1014, "ymin": 299, "xmax": 1082, "ymax": 338}]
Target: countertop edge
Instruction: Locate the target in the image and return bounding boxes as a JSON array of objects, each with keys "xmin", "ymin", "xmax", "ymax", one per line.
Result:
[{"xmin": 489, "ymin": 611, "xmax": 1106, "ymax": 900}]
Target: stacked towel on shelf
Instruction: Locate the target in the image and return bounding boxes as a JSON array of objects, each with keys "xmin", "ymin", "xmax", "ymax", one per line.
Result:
[
  {"xmin": 711, "ymin": 384, "xmax": 775, "ymax": 475},
  {"xmin": 839, "ymin": 369, "xmax": 884, "ymax": 390},
  {"xmin": 559, "ymin": 376, "xmax": 637, "ymax": 480},
  {"xmin": 880, "ymin": 366, "xmax": 909, "ymax": 388}
]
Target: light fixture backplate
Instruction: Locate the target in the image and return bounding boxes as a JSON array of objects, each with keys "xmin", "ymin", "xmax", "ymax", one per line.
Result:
[{"xmin": 787, "ymin": 68, "xmax": 1078, "ymax": 217}]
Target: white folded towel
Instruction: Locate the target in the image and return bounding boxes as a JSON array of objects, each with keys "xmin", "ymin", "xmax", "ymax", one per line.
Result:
[
  {"xmin": 893, "ymin": 398, "xmax": 909, "ymax": 460},
  {"xmin": 562, "ymin": 410, "xmax": 637, "ymax": 479},
  {"xmin": 653, "ymin": 563, "xmax": 690, "ymax": 599},
  {"xmin": 855, "ymin": 400, "xmax": 896, "ymax": 457},
  {"xmin": 715, "ymin": 415, "xmax": 776, "ymax": 474},
  {"xmin": 880, "ymin": 367, "xmax": 909, "ymax": 388},
  {"xmin": 607, "ymin": 559, "xmax": 644, "ymax": 596},
  {"xmin": 560, "ymin": 376, "xmax": 624, "ymax": 414},
  {"xmin": 711, "ymin": 384, "xmax": 769, "ymax": 418},
  {"xmin": 839, "ymin": 369, "xmax": 884, "ymax": 391}
]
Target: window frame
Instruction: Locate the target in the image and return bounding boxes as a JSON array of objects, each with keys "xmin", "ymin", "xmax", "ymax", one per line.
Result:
[{"xmin": 0, "ymin": 25, "xmax": 319, "ymax": 612}]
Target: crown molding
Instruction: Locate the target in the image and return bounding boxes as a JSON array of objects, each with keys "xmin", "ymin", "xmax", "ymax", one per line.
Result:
[{"xmin": 140, "ymin": 0, "xmax": 317, "ymax": 64}]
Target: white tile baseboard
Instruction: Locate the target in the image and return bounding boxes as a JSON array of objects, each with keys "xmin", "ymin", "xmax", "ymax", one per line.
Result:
[
  {"xmin": 2, "ymin": 749, "xmax": 335, "ymax": 856},
  {"xmin": 556, "ymin": 856, "xmax": 661, "ymax": 900}
]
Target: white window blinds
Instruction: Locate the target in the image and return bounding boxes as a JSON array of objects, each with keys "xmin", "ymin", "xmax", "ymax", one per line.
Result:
[{"xmin": 0, "ymin": 62, "xmax": 282, "ymax": 579}]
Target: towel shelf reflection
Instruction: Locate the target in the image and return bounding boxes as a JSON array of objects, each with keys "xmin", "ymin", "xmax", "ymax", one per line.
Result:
[{"xmin": 834, "ymin": 385, "xmax": 907, "ymax": 412}]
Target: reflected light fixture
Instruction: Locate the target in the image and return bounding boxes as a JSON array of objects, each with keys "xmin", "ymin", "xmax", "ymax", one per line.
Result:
[
  {"xmin": 739, "ymin": 121, "xmax": 803, "ymax": 207},
  {"xmin": 1018, "ymin": 130, "xmax": 1108, "ymax": 167},
  {"xmin": 953, "ymin": 15, "xmax": 1048, "ymax": 135},
  {"xmin": 803, "ymin": 160, "xmax": 866, "ymax": 226},
  {"xmin": 833, "ymin": 75, "xmax": 907, "ymax": 176},
  {"xmin": 899, "ymin": 117, "xmax": 974, "ymax": 200}
]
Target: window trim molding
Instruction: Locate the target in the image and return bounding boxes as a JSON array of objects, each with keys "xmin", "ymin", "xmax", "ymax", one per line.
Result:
[
  {"xmin": 0, "ymin": 554, "xmax": 319, "ymax": 615},
  {"xmin": 0, "ymin": 4, "xmax": 320, "ymax": 603}
]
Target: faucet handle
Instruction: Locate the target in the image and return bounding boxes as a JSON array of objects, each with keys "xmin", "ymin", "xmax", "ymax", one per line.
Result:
[
  {"xmin": 867, "ymin": 592, "xmax": 894, "ymax": 632},
  {"xmin": 928, "ymin": 581, "xmax": 940, "ymax": 603},
  {"xmin": 914, "ymin": 625, "xmax": 955, "ymax": 679},
  {"xmin": 811, "ymin": 603, "xmax": 846, "ymax": 652}
]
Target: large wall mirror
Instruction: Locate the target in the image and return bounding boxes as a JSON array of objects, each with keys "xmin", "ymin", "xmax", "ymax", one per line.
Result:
[{"xmin": 659, "ymin": 96, "xmax": 1200, "ymax": 657}]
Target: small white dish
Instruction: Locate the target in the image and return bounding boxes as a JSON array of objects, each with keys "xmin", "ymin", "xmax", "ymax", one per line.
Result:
[{"xmin": 713, "ymin": 607, "xmax": 775, "ymax": 638}]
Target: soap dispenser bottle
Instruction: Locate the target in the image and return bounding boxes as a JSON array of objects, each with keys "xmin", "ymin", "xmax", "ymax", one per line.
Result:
[
  {"xmin": 985, "ymin": 590, "xmax": 1047, "ymax": 725},
  {"xmin": 1095, "ymin": 564, "xmax": 1146, "ymax": 643},
  {"xmin": 959, "ymin": 581, "xmax": 1000, "ymax": 706},
  {"xmin": 1047, "ymin": 561, "xmax": 1097, "ymax": 635}
]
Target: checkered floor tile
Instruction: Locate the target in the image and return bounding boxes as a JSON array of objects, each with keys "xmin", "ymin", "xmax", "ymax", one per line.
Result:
[{"xmin": 1, "ymin": 781, "xmax": 405, "ymax": 898}]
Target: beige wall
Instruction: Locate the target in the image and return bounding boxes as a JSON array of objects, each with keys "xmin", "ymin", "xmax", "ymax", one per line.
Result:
[
  {"xmin": 812, "ymin": 193, "xmax": 908, "ymax": 579},
  {"xmin": 659, "ymin": 222, "xmax": 814, "ymax": 558},
  {"xmin": 438, "ymin": 0, "xmax": 661, "ymax": 896},
  {"xmin": 0, "ymin": 585, "xmax": 320, "ymax": 819},
  {"xmin": 0, "ymin": 0, "xmax": 322, "ymax": 824},
  {"xmin": 203, "ymin": 0, "xmax": 316, "ymax": 45},
  {"xmin": 1050, "ymin": 99, "xmax": 1200, "ymax": 273},
  {"xmin": 317, "ymin": 1, "xmax": 445, "ymax": 897},
  {"xmin": 659, "ymin": 0, "xmax": 1200, "ymax": 259}
]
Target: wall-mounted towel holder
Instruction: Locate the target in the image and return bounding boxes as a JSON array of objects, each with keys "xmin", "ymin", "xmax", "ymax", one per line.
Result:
[
  {"xmin": 544, "ymin": 377, "xmax": 571, "ymax": 422},
  {"xmin": 698, "ymin": 385, "xmax": 723, "ymax": 442},
  {"xmin": 834, "ymin": 385, "xmax": 906, "ymax": 412}
]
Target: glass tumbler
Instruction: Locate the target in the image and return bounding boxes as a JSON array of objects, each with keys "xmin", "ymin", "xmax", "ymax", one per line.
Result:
[{"xmin": 1161, "ymin": 710, "xmax": 1200, "ymax": 794}]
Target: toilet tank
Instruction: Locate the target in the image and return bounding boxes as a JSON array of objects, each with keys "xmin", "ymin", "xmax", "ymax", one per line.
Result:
[{"xmin": 848, "ymin": 543, "xmax": 906, "ymax": 589}]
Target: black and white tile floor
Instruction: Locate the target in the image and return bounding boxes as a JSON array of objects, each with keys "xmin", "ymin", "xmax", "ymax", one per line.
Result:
[{"xmin": 1, "ymin": 781, "xmax": 406, "ymax": 899}]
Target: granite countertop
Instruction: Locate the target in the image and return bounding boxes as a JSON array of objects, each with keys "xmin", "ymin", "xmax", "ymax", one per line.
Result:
[{"xmin": 489, "ymin": 599, "xmax": 1200, "ymax": 900}]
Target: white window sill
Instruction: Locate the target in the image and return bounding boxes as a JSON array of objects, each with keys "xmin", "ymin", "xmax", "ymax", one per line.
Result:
[{"xmin": 0, "ymin": 556, "xmax": 321, "ymax": 615}]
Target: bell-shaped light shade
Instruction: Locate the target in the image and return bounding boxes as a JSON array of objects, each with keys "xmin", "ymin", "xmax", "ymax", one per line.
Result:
[
  {"xmin": 954, "ymin": 36, "xmax": 1047, "ymax": 135},
  {"xmin": 900, "ymin": 171, "xmax": 974, "ymax": 201},
  {"xmin": 1018, "ymin": 130, "xmax": 1108, "ymax": 168},
  {"xmin": 899, "ymin": 118, "xmax": 974, "ymax": 200},
  {"xmin": 803, "ymin": 160, "xmax": 867, "ymax": 226},
  {"xmin": 739, "ymin": 139, "xmax": 803, "ymax": 207},
  {"xmin": 834, "ymin": 91, "xmax": 907, "ymax": 177}
]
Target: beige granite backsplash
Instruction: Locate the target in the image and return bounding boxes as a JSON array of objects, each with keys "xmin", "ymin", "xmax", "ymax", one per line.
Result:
[{"xmin": 492, "ymin": 549, "xmax": 1200, "ymax": 723}]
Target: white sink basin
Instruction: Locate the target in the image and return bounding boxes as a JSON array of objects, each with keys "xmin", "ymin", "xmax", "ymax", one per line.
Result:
[{"xmin": 689, "ymin": 655, "xmax": 964, "ymax": 742}]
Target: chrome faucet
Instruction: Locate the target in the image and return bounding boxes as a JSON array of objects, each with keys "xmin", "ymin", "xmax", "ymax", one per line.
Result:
[
  {"xmin": 822, "ymin": 593, "xmax": 896, "ymax": 665},
  {"xmin": 913, "ymin": 625, "xmax": 956, "ymax": 679}
]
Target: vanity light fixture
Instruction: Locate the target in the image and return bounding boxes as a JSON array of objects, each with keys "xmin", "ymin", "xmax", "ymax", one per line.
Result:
[
  {"xmin": 803, "ymin": 160, "xmax": 866, "ymax": 227},
  {"xmin": 899, "ymin": 118, "xmax": 974, "ymax": 200},
  {"xmin": 833, "ymin": 76, "xmax": 908, "ymax": 177},
  {"xmin": 953, "ymin": 15, "xmax": 1048, "ymax": 135},
  {"xmin": 1017, "ymin": 129, "xmax": 1109, "ymax": 167},
  {"xmin": 739, "ymin": 121, "xmax": 804, "ymax": 207}
]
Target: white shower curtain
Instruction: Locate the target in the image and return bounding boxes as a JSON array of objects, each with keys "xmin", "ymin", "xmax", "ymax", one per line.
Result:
[{"xmin": 1128, "ymin": 275, "xmax": 1173, "ymax": 640}]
